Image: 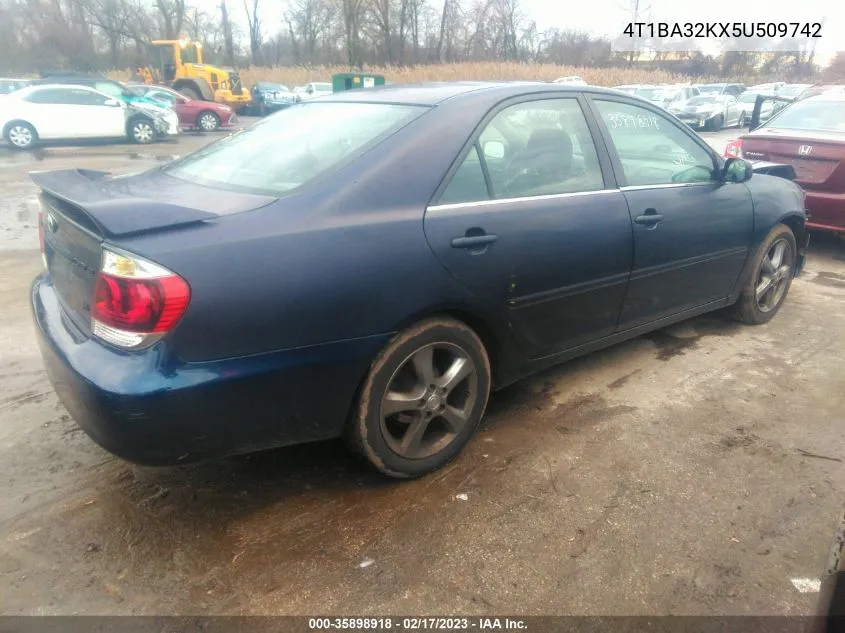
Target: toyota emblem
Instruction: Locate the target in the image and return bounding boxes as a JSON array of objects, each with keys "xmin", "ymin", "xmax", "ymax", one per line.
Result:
[{"xmin": 798, "ymin": 145, "xmax": 813, "ymax": 156}]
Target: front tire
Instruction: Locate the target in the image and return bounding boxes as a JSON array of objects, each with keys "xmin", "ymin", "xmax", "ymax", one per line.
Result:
[
  {"xmin": 347, "ymin": 317, "xmax": 491, "ymax": 479},
  {"xmin": 197, "ymin": 111, "xmax": 220, "ymax": 132},
  {"xmin": 731, "ymin": 225, "xmax": 797, "ymax": 325},
  {"xmin": 129, "ymin": 117, "xmax": 155, "ymax": 144},
  {"xmin": 4, "ymin": 122, "xmax": 37, "ymax": 150}
]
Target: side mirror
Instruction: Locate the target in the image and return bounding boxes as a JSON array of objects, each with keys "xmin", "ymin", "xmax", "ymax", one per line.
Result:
[
  {"xmin": 104, "ymin": 98, "xmax": 122, "ymax": 107},
  {"xmin": 482, "ymin": 140, "xmax": 506, "ymax": 160},
  {"xmin": 722, "ymin": 157, "xmax": 753, "ymax": 183}
]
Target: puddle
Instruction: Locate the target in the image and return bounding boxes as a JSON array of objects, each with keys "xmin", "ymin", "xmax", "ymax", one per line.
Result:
[
  {"xmin": 643, "ymin": 317, "xmax": 739, "ymax": 361},
  {"xmin": 809, "ymin": 271, "xmax": 845, "ymax": 288}
]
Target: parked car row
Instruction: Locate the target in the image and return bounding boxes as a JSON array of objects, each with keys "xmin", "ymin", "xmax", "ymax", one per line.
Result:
[
  {"xmin": 0, "ymin": 83, "xmax": 179, "ymax": 149},
  {"xmin": 0, "ymin": 73, "xmax": 247, "ymax": 149},
  {"xmin": 612, "ymin": 81, "xmax": 845, "ymax": 132}
]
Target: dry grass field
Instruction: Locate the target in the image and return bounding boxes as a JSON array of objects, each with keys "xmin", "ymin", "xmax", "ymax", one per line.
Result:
[{"xmin": 112, "ymin": 62, "xmax": 729, "ymax": 88}]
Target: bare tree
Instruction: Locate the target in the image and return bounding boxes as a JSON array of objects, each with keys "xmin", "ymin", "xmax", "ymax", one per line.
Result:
[
  {"xmin": 242, "ymin": 0, "xmax": 262, "ymax": 64},
  {"xmin": 154, "ymin": 0, "xmax": 185, "ymax": 38}
]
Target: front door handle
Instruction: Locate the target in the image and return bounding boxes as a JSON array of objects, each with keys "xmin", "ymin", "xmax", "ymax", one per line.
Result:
[
  {"xmin": 634, "ymin": 209, "xmax": 664, "ymax": 227},
  {"xmin": 451, "ymin": 234, "xmax": 498, "ymax": 248}
]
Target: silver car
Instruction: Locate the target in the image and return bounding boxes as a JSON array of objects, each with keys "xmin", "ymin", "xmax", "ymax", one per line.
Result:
[{"xmin": 669, "ymin": 94, "xmax": 746, "ymax": 131}]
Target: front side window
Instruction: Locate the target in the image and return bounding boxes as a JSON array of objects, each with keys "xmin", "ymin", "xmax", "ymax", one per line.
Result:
[
  {"xmin": 594, "ymin": 100, "xmax": 716, "ymax": 187},
  {"xmin": 164, "ymin": 102, "xmax": 426, "ymax": 195},
  {"xmin": 25, "ymin": 89, "xmax": 65, "ymax": 104}
]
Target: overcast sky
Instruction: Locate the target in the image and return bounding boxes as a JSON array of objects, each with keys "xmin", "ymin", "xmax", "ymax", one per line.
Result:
[{"xmin": 216, "ymin": 0, "xmax": 842, "ymax": 66}]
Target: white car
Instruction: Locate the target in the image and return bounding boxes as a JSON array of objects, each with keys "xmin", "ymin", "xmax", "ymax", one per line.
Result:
[
  {"xmin": 553, "ymin": 76, "xmax": 587, "ymax": 86},
  {"xmin": 294, "ymin": 82, "xmax": 333, "ymax": 100},
  {"xmin": 0, "ymin": 84, "xmax": 179, "ymax": 149}
]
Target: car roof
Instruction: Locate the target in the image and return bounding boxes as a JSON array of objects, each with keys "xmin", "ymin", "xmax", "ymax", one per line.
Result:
[
  {"xmin": 9, "ymin": 83, "xmax": 107, "ymax": 97},
  {"xmin": 319, "ymin": 81, "xmax": 638, "ymax": 106}
]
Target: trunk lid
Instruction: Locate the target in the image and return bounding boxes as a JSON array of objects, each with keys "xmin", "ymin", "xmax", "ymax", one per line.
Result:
[
  {"xmin": 33, "ymin": 168, "xmax": 275, "ymax": 335},
  {"xmin": 742, "ymin": 130, "xmax": 845, "ymax": 190}
]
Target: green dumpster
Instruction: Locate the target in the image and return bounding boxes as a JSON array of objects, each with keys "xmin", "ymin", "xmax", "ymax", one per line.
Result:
[{"xmin": 331, "ymin": 73, "xmax": 386, "ymax": 92}]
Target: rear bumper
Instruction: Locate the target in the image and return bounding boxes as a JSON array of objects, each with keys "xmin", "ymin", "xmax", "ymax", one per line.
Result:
[
  {"xmin": 805, "ymin": 191, "xmax": 845, "ymax": 233},
  {"xmin": 32, "ymin": 276, "xmax": 387, "ymax": 466}
]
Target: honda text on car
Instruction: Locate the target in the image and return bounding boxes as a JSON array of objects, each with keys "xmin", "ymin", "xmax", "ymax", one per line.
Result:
[{"xmin": 30, "ymin": 83, "xmax": 808, "ymax": 478}]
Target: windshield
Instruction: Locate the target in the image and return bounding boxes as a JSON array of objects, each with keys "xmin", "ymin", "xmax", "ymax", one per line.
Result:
[
  {"xmin": 687, "ymin": 96, "xmax": 719, "ymax": 106},
  {"xmin": 763, "ymin": 99, "xmax": 845, "ymax": 133},
  {"xmin": 653, "ymin": 89, "xmax": 680, "ymax": 101},
  {"xmin": 698, "ymin": 85, "xmax": 723, "ymax": 94},
  {"xmin": 778, "ymin": 85, "xmax": 809, "ymax": 98},
  {"xmin": 164, "ymin": 102, "xmax": 427, "ymax": 195},
  {"xmin": 634, "ymin": 87, "xmax": 660, "ymax": 99},
  {"xmin": 257, "ymin": 83, "xmax": 286, "ymax": 91}
]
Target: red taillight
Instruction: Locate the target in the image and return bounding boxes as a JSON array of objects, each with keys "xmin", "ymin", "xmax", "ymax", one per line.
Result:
[
  {"xmin": 93, "ymin": 274, "xmax": 189, "ymax": 333},
  {"xmin": 724, "ymin": 139, "xmax": 743, "ymax": 158},
  {"xmin": 91, "ymin": 248, "xmax": 190, "ymax": 349}
]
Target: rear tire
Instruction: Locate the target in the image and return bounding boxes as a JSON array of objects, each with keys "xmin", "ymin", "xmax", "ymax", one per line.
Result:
[
  {"xmin": 4, "ymin": 121, "xmax": 37, "ymax": 150},
  {"xmin": 346, "ymin": 317, "xmax": 491, "ymax": 479},
  {"xmin": 197, "ymin": 111, "xmax": 220, "ymax": 132},
  {"xmin": 128, "ymin": 117, "xmax": 155, "ymax": 144},
  {"xmin": 731, "ymin": 225, "xmax": 797, "ymax": 325}
]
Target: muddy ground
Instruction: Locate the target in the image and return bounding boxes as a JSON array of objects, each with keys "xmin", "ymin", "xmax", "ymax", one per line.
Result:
[{"xmin": 1, "ymin": 125, "xmax": 844, "ymax": 616}]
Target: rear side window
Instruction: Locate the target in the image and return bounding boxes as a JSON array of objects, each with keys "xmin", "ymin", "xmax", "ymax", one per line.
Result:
[
  {"xmin": 438, "ymin": 145, "xmax": 488, "ymax": 205},
  {"xmin": 24, "ymin": 89, "xmax": 66, "ymax": 104},
  {"xmin": 164, "ymin": 102, "xmax": 427, "ymax": 195},
  {"xmin": 437, "ymin": 98, "xmax": 604, "ymax": 204}
]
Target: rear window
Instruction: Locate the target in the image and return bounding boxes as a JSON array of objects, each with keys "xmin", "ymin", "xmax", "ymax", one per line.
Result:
[
  {"xmin": 764, "ymin": 99, "xmax": 845, "ymax": 133},
  {"xmin": 164, "ymin": 102, "xmax": 427, "ymax": 195}
]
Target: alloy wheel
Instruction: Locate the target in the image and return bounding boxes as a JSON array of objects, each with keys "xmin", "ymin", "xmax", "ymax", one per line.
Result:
[
  {"xmin": 755, "ymin": 238, "xmax": 793, "ymax": 312},
  {"xmin": 199, "ymin": 113, "xmax": 218, "ymax": 131},
  {"xmin": 133, "ymin": 121, "xmax": 154, "ymax": 143},
  {"xmin": 9, "ymin": 125, "xmax": 33, "ymax": 148},
  {"xmin": 379, "ymin": 343, "xmax": 478, "ymax": 460}
]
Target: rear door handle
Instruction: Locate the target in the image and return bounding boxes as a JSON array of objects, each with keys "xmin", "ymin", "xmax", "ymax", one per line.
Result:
[{"xmin": 451, "ymin": 235, "xmax": 498, "ymax": 248}]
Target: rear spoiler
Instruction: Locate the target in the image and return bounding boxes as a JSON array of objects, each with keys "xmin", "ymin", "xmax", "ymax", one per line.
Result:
[{"xmin": 30, "ymin": 169, "xmax": 216, "ymax": 237}]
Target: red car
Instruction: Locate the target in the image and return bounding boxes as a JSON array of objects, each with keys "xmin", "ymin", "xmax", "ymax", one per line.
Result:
[
  {"xmin": 725, "ymin": 92, "xmax": 845, "ymax": 233},
  {"xmin": 127, "ymin": 84, "xmax": 236, "ymax": 132}
]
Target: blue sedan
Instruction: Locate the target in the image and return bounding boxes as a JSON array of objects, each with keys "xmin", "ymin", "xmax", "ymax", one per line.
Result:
[{"xmin": 30, "ymin": 82, "xmax": 808, "ymax": 478}]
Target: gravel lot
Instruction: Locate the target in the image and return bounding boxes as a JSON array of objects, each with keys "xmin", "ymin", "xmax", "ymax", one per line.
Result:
[{"xmin": 1, "ymin": 122, "xmax": 844, "ymax": 616}]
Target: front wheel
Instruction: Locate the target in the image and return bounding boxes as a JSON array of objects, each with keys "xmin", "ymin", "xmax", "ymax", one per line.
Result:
[
  {"xmin": 731, "ymin": 225, "xmax": 797, "ymax": 325},
  {"xmin": 197, "ymin": 111, "xmax": 220, "ymax": 132},
  {"xmin": 346, "ymin": 317, "xmax": 491, "ymax": 479},
  {"xmin": 129, "ymin": 117, "xmax": 155, "ymax": 144},
  {"xmin": 5, "ymin": 122, "xmax": 37, "ymax": 150}
]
